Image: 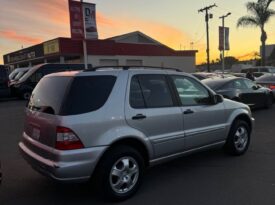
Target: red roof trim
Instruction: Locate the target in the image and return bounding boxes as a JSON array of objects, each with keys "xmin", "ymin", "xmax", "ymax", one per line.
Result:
[{"xmin": 59, "ymin": 38, "xmax": 197, "ymax": 57}]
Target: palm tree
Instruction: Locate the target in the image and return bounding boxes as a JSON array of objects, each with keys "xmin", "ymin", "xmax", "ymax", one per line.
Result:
[{"xmin": 237, "ymin": 0, "xmax": 275, "ymax": 66}]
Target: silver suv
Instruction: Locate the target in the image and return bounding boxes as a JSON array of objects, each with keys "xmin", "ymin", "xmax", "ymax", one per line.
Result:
[{"xmin": 19, "ymin": 67, "xmax": 254, "ymax": 201}]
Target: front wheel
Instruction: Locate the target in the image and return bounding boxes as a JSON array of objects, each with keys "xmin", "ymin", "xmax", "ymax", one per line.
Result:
[
  {"xmin": 224, "ymin": 120, "xmax": 251, "ymax": 156},
  {"xmin": 94, "ymin": 145, "xmax": 145, "ymax": 201}
]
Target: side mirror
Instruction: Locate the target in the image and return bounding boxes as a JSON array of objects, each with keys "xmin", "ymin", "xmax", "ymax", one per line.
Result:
[
  {"xmin": 213, "ymin": 94, "xmax": 224, "ymax": 104},
  {"xmin": 252, "ymin": 85, "xmax": 259, "ymax": 90}
]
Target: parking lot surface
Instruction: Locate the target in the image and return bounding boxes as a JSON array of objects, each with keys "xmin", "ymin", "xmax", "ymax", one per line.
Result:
[{"xmin": 0, "ymin": 101, "xmax": 275, "ymax": 205}]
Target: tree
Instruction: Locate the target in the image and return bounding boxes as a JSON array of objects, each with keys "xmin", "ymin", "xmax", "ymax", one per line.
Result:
[{"xmin": 237, "ymin": 0, "xmax": 275, "ymax": 66}]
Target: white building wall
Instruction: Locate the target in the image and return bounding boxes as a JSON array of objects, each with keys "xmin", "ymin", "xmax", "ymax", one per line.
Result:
[{"xmin": 87, "ymin": 55, "xmax": 196, "ymax": 73}]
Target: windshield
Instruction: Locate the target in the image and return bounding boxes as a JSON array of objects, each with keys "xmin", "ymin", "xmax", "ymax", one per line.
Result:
[
  {"xmin": 18, "ymin": 65, "xmax": 40, "ymax": 82},
  {"xmin": 14, "ymin": 71, "xmax": 27, "ymax": 81}
]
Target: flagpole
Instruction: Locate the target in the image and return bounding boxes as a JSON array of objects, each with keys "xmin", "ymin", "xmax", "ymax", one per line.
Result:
[
  {"xmin": 219, "ymin": 12, "xmax": 231, "ymax": 74},
  {"xmin": 81, "ymin": 0, "xmax": 88, "ymax": 69}
]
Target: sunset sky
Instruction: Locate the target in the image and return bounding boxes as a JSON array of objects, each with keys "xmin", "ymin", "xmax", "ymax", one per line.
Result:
[{"xmin": 1, "ymin": 0, "xmax": 275, "ymax": 65}]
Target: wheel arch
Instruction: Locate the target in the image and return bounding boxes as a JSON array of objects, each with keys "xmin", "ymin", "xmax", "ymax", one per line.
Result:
[
  {"xmin": 232, "ymin": 114, "xmax": 252, "ymax": 130},
  {"xmin": 98, "ymin": 137, "xmax": 152, "ymax": 168}
]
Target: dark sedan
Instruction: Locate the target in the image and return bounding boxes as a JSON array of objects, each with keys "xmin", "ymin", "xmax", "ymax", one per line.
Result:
[
  {"xmin": 202, "ymin": 77, "xmax": 273, "ymax": 109},
  {"xmin": 256, "ymin": 73, "xmax": 275, "ymax": 98}
]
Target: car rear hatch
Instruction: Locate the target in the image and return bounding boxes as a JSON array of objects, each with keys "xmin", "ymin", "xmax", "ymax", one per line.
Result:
[{"xmin": 24, "ymin": 76, "xmax": 72, "ymax": 148}]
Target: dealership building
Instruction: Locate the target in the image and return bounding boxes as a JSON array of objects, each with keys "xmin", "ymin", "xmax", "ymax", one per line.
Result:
[{"xmin": 3, "ymin": 31, "xmax": 197, "ymax": 72}]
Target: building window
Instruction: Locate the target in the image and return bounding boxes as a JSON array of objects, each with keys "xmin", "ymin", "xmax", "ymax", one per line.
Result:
[
  {"xmin": 99, "ymin": 59, "xmax": 119, "ymax": 66},
  {"xmin": 126, "ymin": 60, "xmax": 143, "ymax": 66}
]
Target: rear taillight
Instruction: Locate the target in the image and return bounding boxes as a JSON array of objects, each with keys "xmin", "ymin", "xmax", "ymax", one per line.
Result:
[
  {"xmin": 269, "ymin": 85, "xmax": 275, "ymax": 90},
  {"xmin": 55, "ymin": 126, "xmax": 84, "ymax": 150}
]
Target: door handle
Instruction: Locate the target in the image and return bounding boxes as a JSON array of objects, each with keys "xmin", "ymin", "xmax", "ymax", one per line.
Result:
[
  {"xmin": 132, "ymin": 114, "xmax": 147, "ymax": 120},
  {"xmin": 183, "ymin": 109, "xmax": 194, "ymax": 115}
]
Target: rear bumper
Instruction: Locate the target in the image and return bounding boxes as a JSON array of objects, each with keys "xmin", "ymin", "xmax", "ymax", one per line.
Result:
[{"xmin": 19, "ymin": 133, "xmax": 108, "ymax": 183}]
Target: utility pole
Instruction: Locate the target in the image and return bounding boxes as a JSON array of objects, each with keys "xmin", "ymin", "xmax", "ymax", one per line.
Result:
[
  {"xmin": 198, "ymin": 4, "xmax": 217, "ymax": 72},
  {"xmin": 219, "ymin": 12, "xmax": 231, "ymax": 74}
]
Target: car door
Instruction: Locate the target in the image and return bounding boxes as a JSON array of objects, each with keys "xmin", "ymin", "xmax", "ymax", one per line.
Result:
[
  {"xmin": 230, "ymin": 79, "xmax": 251, "ymax": 105},
  {"xmin": 169, "ymin": 75, "xmax": 227, "ymax": 150},
  {"xmin": 125, "ymin": 72, "xmax": 184, "ymax": 158},
  {"xmin": 243, "ymin": 79, "xmax": 267, "ymax": 106}
]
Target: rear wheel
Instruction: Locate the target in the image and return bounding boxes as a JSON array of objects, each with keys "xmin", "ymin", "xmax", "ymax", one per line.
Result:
[
  {"xmin": 21, "ymin": 91, "xmax": 31, "ymax": 100},
  {"xmin": 224, "ymin": 120, "xmax": 251, "ymax": 156},
  {"xmin": 94, "ymin": 145, "xmax": 145, "ymax": 201}
]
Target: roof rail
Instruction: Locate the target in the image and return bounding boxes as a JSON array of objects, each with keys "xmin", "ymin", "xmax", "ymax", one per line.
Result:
[{"xmin": 83, "ymin": 65, "xmax": 183, "ymax": 72}]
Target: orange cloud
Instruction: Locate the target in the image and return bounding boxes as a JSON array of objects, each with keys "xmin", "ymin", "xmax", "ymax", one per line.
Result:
[
  {"xmin": 96, "ymin": 14, "xmax": 191, "ymax": 50},
  {"xmin": 0, "ymin": 30, "xmax": 42, "ymax": 44}
]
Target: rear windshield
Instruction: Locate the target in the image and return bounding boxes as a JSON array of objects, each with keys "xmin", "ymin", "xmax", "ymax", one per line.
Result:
[
  {"xmin": 61, "ymin": 76, "xmax": 116, "ymax": 115},
  {"xmin": 29, "ymin": 75, "xmax": 116, "ymax": 115},
  {"xmin": 28, "ymin": 76, "xmax": 72, "ymax": 115}
]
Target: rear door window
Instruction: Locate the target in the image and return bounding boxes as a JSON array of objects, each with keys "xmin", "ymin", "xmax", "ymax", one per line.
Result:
[
  {"xmin": 130, "ymin": 76, "xmax": 146, "ymax": 108},
  {"xmin": 135, "ymin": 75, "xmax": 174, "ymax": 108},
  {"xmin": 61, "ymin": 76, "xmax": 116, "ymax": 115}
]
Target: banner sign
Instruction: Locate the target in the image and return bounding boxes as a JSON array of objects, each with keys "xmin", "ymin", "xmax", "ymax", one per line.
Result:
[
  {"xmin": 82, "ymin": 3, "xmax": 98, "ymax": 39},
  {"xmin": 43, "ymin": 39, "xmax": 60, "ymax": 55},
  {"xmin": 68, "ymin": 1, "xmax": 98, "ymax": 40},
  {"xmin": 69, "ymin": 0, "xmax": 84, "ymax": 39},
  {"xmin": 219, "ymin": 27, "xmax": 230, "ymax": 51}
]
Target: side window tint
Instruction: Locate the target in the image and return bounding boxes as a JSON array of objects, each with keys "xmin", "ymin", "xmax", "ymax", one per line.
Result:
[
  {"xmin": 172, "ymin": 76, "xmax": 210, "ymax": 106},
  {"xmin": 138, "ymin": 75, "xmax": 174, "ymax": 108},
  {"xmin": 130, "ymin": 76, "xmax": 145, "ymax": 108}
]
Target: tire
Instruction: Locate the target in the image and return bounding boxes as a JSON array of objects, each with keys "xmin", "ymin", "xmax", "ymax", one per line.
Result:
[
  {"xmin": 265, "ymin": 94, "xmax": 273, "ymax": 109},
  {"xmin": 94, "ymin": 145, "xmax": 145, "ymax": 201},
  {"xmin": 21, "ymin": 91, "xmax": 31, "ymax": 100},
  {"xmin": 224, "ymin": 120, "xmax": 251, "ymax": 156}
]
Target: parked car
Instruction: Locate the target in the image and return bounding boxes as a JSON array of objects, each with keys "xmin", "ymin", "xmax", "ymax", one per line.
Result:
[
  {"xmin": 10, "ymin": 64, "xmax": 88, "ymax": 100},
  {"xmin": 19, "ymin": 66, "xmax": 254, "ymax": 201},
  {"xmin": 203, "ymin": 77, "xmax": 273, "ymax": 109},
  {"xmin": 256, "ymin": 73, "xmax": 275, "ymax": 98},
  {"xmin": 0, "ymin": 161, "xmax": 2, "ymax": 184},
  {"xmin": 0, "ymin": 66, "xmax": 10, "ymax": 97}
]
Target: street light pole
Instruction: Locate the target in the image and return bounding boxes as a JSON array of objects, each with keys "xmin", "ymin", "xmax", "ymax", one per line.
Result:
[
  {"xmin": 219, "ymin": 12, "xmax": 231, "ymax": 74},
  {"xmin": 199, "ymin": 4, "xmax": 217, "ymax": 72}
]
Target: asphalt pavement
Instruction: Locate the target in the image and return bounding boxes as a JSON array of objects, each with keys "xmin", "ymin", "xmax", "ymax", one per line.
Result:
[{"xmin": 0, "ymin": 101, "xmax": 275, "ymax": 205}]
